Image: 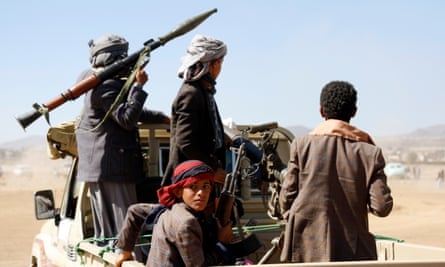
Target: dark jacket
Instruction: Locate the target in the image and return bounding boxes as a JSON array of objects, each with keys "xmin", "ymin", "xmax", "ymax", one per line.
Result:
[
  {"xmin": 76, "ymin": 70, "xmax": 166, "ymax": 183},
  {"xmin": 162, "ymin": 76, "xmax": 226, "ymax": 186}
]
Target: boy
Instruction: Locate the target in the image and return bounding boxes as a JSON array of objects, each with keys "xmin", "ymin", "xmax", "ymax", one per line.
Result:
[{"xmin": 115, "ymin": 160, "xmax": 234, "ymax": 266}]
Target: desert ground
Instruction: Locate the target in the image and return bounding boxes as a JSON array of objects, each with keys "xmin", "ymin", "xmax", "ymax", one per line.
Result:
[{"xmin": 1, "ymin": 149, "xmax": 445, "ymax": 266}]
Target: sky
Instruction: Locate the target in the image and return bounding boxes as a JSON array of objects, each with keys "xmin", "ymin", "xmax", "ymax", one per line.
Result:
[{"xmin": 1, "ymin": 1, "xmax": 444, "ymax": 144}]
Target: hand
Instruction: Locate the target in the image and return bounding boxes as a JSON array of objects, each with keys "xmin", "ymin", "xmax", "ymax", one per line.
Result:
[
  {"xmin": 135, "ymin": 62, "xmax": 148, "ymax": 86},
  {"xmin": 162, "ymin": 115, "xmax": 171, "ymax": 125},
  {"xmin": 115, "ymin": 250, "xmax": 133, "ymax": 267},
  {"xmin": 282, "ymin": 210, "xmax": 290, "ymax": 220},
  {"xmin": 216, "ymin": 218, "xmax": 233, "ymax": 244},
  {"xmin": 214, "ymin": 168, "xmax": 227, "ymax": 185}
]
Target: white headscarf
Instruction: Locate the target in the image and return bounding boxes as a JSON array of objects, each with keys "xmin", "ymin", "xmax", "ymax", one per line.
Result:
[{"xmin": 178, "ymin": 34, "xmax": 227, "ymax": 81}]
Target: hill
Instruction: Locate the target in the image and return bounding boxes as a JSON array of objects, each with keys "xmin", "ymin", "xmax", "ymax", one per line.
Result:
[
  {"xmin": 285, "ymin": 125, "xmax": 311, "ymax": 137},
  {"xmin": 375, "ymin": 124, "xmax": 445, "ymax": 151},
  {"xmin": 2, "ymin": 124, "xmax": 445, "ymax": 150},
  {"xmin": 285, "ymin": 124, "xmax": 445, "ymax": 139},
  {"xmin": 0, "ymin": 135, "xmax": 45, "ymax": 150},
  {"xmin": 408, "ymin": 124, "xmax": 445, "ymax": 137}
]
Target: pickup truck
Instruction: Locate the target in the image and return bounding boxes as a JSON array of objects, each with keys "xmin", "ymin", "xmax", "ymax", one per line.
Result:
[{"xmin": 30, "ymin": 121, "xmax": 445, "ymax": 266}]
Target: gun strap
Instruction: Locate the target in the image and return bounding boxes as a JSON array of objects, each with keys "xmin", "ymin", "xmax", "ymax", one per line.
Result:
[{"xmin": 88, "ymin": 46, "xmax": 152, "ymax": 132}]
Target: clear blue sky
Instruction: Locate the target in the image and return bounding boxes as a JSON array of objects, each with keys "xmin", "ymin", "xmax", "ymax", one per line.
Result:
[{"xmin": 1, "ymin": 1, "xmax": 444, "ymax": 144}]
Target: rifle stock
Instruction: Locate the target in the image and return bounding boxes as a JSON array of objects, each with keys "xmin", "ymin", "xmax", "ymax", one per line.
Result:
[{"xmin": 16, "ymin": 8, "xmax": 217, "ymax": 130}]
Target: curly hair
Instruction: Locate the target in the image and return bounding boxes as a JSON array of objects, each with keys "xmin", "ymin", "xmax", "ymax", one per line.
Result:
[{"xmin": 320, "ymin": 81, "xmax": 357, "ymax": 122}]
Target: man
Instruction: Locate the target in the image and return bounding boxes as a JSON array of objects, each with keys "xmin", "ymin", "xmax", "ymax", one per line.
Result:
[
  {"xmin": 161, "ymin": 34, "xmax": 228, "ymax": 187},
  {"xmin": 279, "ymin": 80, "xmax": 393, "ymax": 262},
  {"xmin": 76, "ymin": 34, "xmax": 168, "ymax": 245}
]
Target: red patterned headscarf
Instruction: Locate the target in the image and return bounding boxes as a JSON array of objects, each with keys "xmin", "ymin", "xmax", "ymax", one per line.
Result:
[{"xmin": 157, "ymin": 160, "xmax": 215, "ymax": 207}]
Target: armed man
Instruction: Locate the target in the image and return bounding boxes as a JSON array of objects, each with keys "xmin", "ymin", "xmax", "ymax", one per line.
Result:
[{"xmin": 75, "ymin": 33, "xmax": 169, "ymax": 246}]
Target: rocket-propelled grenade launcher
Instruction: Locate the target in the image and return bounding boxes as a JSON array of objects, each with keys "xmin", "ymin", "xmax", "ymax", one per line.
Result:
[{"xmin": 16, "ymin": 8, "xmax": 218, "ymax": 130}]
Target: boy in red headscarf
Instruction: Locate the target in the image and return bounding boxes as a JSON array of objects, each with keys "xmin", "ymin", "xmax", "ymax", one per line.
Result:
[{"xmin": 115, "ymin": 160, "xmax": 235, "ymax": 267}]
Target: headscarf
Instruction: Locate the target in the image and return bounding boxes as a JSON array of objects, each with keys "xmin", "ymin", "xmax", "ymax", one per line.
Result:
[
  {"xmin": 88, "ymin": 34, "xmax": 128, "ymax": 67},
  {"xmin": 157, "ymin": 160, "xmax": 215, "ymax": 207},
  {"xmin": 178, "ymin": 34, "xmax": 227, "ymax": 82}
]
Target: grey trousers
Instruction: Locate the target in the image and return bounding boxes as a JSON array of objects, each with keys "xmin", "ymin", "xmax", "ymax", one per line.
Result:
[{"xmin": 88, "ymin": 181, "xmax": 137, "ymax": 246}]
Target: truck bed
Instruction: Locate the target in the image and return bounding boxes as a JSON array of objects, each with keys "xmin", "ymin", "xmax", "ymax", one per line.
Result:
[{"xmin": 76, "ymin": 239, "xmax": 445, "ymax": 267}]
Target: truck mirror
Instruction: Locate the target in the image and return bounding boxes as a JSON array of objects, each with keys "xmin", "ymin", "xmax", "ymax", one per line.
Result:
[{"xmin": 34, "ymin": 190, "xmax": 56, "ymax": 220}]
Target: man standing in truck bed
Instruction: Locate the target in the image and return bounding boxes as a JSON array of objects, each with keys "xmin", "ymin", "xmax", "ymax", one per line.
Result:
[
  {"xmin": 76, "ymin": 34, "xmax": 168, "ymax": 245},
  {"xmin": 279, "ymin": 80, "xmax": 393, "ymax": 262},
  {"xmin": 161, "ymin": 34, "xmax": 228, "ymax": 188}
]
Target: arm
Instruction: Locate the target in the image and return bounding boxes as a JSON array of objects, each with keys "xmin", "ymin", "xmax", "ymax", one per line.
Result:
[
  {"xmin": 99, "ymin": 68, "xmax": 149, "ymax": 130},
  {"xmin": 174, "ymin": 87, "xmax": 211, "ymax": 161},
  {"xmin": 279, "ymin": 138, "xmax": 300, "ymax": 218},
  {"xmin": 139, "ymin": 109, "xmax": 170, "ymax": 124},
  {"xmin": 368, "ymin": 150, "xmax": 393, "ymax": 217},
  {"xmin": 175, "ymin": 217, "xmax": 207, "ymax": 267},
  {"xmin": 211, "ymin": 218, "xmax": 236, "ymax": 265},
  {"xmin": 176, "ymin": 216, "xmax": 234, "ymax": 266},
  {"xmin": 115, "ymin": 203, "xmax": 161, "ymax": 266}
]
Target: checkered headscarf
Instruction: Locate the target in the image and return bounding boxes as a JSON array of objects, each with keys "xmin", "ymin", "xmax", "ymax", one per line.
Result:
[{"xmin": 178, "ymin": 34, "xmax": 227, "ymax": 81}]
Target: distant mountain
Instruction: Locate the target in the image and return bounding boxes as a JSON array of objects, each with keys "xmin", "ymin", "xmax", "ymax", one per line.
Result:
[
  {"xmin": 284, "ymin": 124, "xmax": 445, "ymax": 152},
  {"xmin": 407, "ymin": 124, "xmax": 445, "ymax": 137},
  {"xmin": 285, "ymin": 125, "xmax": 311, "ymax": 137},
  {"xmin": 285, "ymin": 124, "xmax": 445, "ymax": 139},
  {"xmin": 375, "ymin": 124, "xmax": 445, "ymax": 150},
  {"xmin": 0, "ymin": 135, "xmax": 45, "ymax": 150},
  {"xmin": 1, "ymin": 124, "xmax": 444, "ymax": 151}
]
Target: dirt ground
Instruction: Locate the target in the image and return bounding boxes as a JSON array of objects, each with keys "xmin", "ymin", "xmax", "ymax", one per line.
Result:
[{"xmin": 0, "ymin": 162, "xmax": 444, "ymax": 266}]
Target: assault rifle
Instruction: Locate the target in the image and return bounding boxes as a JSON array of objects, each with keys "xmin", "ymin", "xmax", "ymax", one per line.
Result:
[{"xmin": 215, "ymin": 142, "xmax": 246, "ymax": 227}]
